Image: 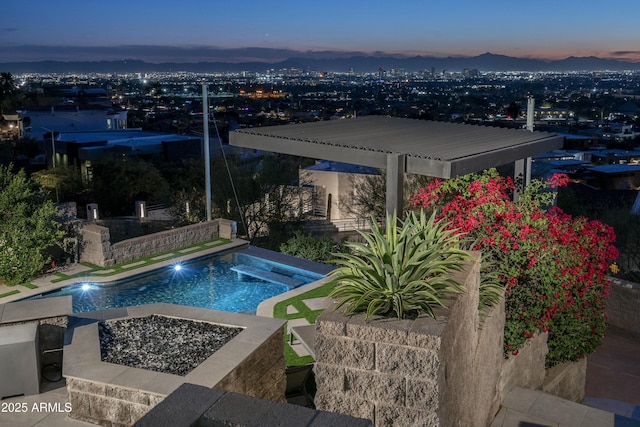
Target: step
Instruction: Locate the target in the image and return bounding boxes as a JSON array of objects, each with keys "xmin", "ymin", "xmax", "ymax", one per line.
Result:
[
  {"xmin": 230, "ymin": 264, "xmax": 305, "ymax": 288},
  {"xmin": 491, "ymin": 387, "xmax": 640, "ymax": 427}
]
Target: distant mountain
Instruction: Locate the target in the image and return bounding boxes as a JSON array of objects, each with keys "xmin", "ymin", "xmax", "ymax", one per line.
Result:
[{"xmin": 2, "ymin": 53, "xmax": 639, "ymax": 74}]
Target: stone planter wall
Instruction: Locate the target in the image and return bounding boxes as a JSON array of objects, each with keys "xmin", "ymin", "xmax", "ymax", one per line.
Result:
[
  {"xmin": 606, "ymin": 277, "xmax": 640, "ymax": 339},
  {"xmin": 542, "ymin": 358, "xmax": 587, "ymax": 402},
  {"xmin": 79, "ymin": 219, "xmax": 237, "ymax": 267},
  {"xmin": 498, "ymin": 330, "xmax": 548, "ymax": 407},
  {"xmin": 214, "ymin": 321, "xmax": 287, "ymax": 402},
  {"xmin": 314, "ymin": 253, "xmax": 587, "ymax": 427},
  {"xmin": 67, "ymin": 378, "xmax": 165, "ymax": 427},
  {"xmin": 315, "ymin": 253, "xmax": 505, "ymax": 427}
]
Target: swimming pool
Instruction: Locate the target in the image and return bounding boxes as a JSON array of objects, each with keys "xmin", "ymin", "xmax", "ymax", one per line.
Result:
[{"xmin": 26, "ymin": 248, "xmax": 328, "ymax": 314}]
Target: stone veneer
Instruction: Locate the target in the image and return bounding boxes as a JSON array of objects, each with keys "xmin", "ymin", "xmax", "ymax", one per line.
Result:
[
  {"xmin": 606, "ymin": 277, "xmax": 640, "ymax": 339},
  {"xmin": 313, "ymin": 253, "xmax": 584, "ymax": 427},
  {"xmin": 80, "ymin": 219, "xmax": 237, "ymax": 267},
  {"xmin": 63, "ymin": 303, "xmax": 286, "ymax": 427}
]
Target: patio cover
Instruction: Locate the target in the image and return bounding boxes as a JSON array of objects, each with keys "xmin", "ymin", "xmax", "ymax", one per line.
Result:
[{"xmin": 230, "ymin": 116, "xmax": 564, "ymax": 215}]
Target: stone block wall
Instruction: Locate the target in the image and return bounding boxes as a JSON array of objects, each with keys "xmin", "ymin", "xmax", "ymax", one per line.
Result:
[
  {"xmin": 606, "ymin": 277, "xmax": 640, "ymax": 339},
  {"xmin": 313, "ymin": 253, "xmax": 585, "ymax": 427},
  {"xmin": 498, "ymin": 330, "xmax": 548, "ymax": 407},
  {"xmin": 79, "ymin": 223, "xmax": 112, "ymax": 266},
  {"xmin": 79, "ymin": 219, "xmax": 237, "ymax": 267},
  {"xmin": 214, "ymin": 324, "xmax": 287, "ymax": 402},
  {"xmin": 542, "ymin": 358, "xmax": 587, "ymax": 402},
  {"xmin": 315, "ymin": 254, "xmax": 506, "ymax": 427},
  {"xmin": 67, "ymin": 378, "xmax": 165, "ymax": 427}
]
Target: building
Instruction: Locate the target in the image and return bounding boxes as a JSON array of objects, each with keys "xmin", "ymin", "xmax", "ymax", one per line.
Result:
[
  {"xmin": 18, "ymin": 105, "xmax": 127, "ymax": 137},
  {"xmin": 44, "ymin": 129, "xmax": 202, "ymax": 180},
  {"xmin": 301, "ymin": 160, "xmax": 379, "ymax": 222}
]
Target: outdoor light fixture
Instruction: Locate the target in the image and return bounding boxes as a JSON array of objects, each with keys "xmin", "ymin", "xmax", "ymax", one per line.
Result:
[
  {"xmin": 174, "ymin": 264, "xmax": 182, "ymax": 272},
  {"xmin": 81, "ymin": 283, "xmax": 91, "ymax": 291}
]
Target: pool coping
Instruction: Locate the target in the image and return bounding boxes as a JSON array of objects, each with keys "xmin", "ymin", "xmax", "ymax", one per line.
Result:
[{"xmin": 0, "ymin": 239, "xmax": 249, "ymax": 305}]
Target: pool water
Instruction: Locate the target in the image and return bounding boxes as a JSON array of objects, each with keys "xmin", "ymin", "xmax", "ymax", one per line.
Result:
[{"xmin": 28, "ymin": 249, "xmax": 324, "ymax": 314}]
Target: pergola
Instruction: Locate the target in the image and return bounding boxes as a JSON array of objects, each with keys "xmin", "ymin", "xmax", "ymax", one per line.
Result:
[{"xmin": 229, "ymin": 116, "xmax": 564, "ymax": 215}]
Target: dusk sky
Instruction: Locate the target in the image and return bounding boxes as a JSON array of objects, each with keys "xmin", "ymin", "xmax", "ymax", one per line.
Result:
[{"xmin": 2, "ymin": 0, "xmax": 640, "ymax": 63}]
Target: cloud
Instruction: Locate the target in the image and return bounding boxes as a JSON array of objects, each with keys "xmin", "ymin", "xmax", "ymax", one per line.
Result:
[
  {"xmin": 608, "ymin": 51, "xmax": 640, "ymax": 61},
  {"xmin": 1, "ymin": 28, "xmax": 18, "ymax": 33},
  {"xmin": 0, "ymin": 44, "xmax": 395, "ymax": 64}
]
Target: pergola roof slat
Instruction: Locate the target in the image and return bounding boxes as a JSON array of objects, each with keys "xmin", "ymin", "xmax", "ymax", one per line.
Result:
[
  {"xmin": 230, "ymin": 116, "xmax": 563, "ymax": 216},
  {"xmin": 230, "ymin": 116, "xmax": 563, "ymax": 178}
]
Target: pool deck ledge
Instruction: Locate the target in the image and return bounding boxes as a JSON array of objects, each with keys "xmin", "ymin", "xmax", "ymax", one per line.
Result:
[{"xmin": 0, "ymin": 239, "xmax": 249, "ymax": 305}]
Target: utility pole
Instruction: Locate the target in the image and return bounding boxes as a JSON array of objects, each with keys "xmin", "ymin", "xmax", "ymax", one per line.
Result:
[
  {"xmin": 50, "ymin": 131, "xmax": 56, "ymax": 168},
  {"xmin": 203, "ymin": 83, "xmax": 212, "ymax": 221}
]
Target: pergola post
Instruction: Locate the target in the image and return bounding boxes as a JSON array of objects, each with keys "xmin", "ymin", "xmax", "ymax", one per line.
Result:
[
  {"xmin": 513, "ymin": 157, "xmax": 532, "ymax": 201},
  {"xmin": 386, "ymin": 153, "xmax": 406, "ymax": 218}
]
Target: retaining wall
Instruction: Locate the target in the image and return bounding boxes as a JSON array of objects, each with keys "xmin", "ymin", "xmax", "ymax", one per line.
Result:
[
  {"xmin": 79, "ymin": 219, "xmax": 237, "ymax": 267},
  {"xmin": 606, "ymin": 277, "xmax": 640, "ymax": 339}
]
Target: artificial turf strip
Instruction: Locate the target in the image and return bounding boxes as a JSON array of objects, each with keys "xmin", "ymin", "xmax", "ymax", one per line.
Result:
[
  {"xmin": 273, "ymin": 281, "xmax": 335, "ymax": 366},
  {"xmin": 0, "ymin": 289, "xmax": 20, "ymax": 299},
  {"xmin": 20, "ymin": 282, "xmax": 38, "ymax": 289},
  {"xmin": 283, "ymin": 333, "xmax": 315, "ymax": 367},
  {"xmin": 273, "ymin": 282, "xmax": 335, "ymax": 322}
]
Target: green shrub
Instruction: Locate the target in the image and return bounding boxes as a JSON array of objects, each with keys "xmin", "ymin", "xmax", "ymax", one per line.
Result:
[
  {"xmin": 327, "ymin": 210, "xmax": 469, "ymax": 320},
  {"xmin": 279, "ymin": 231, "xmax": 346, "ymax": 263}
]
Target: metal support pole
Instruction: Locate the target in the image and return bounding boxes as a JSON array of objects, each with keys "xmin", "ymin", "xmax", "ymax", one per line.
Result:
[
  {"xmin": 203, "ymin": 83, "xmax": 212, "ymax": 221},
  {"xmin": 51, "ymin": 132, "xmax": 56, "ymax": 168},
  {"xmin": 386, "ymin": 153, "xmax": 406, "ymax": 218}
]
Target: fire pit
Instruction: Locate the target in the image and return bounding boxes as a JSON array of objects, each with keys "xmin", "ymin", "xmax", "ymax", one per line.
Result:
[
  {"xmin": 63, "ymin": 303, "xmax": 286, "ymax": 427},
  {"xmin": 99, "ymin": 315, "xmax": 242, "ymax": 376}
]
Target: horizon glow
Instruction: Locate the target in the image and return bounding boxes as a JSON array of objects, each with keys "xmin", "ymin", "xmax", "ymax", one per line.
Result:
[{"xmin": 2, "ymin": 0, "xmax": 640, "ymax": 63}]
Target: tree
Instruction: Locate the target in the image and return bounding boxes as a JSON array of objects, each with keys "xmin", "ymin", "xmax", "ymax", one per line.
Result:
[
  {"xmin": 0, "ymin": 72, "xmax": 15, "ymax": 97},
  {"xmin": 210, "ymin": 154, "xmax": 313, "ymax": 248},
  {"xmin": 87, "ymin": 155, "xmax": 170, "ymax": 216},
  {"xmin": 0, "ymin": 164, "xmax": 63, "ymax": 285},
  {"xmin": 164, "ymin": 158, "xmax": 208, "ymax": 225},
  {"xmin": 31, "ymin": 166, "xmax": 85, "ymax": 203},
  {"xmin": 339, "ymin": 170, "xmax": 432, "ymax": 222}
]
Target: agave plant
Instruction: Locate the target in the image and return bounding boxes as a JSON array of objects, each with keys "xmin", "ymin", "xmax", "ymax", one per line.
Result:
[{"xmin": 327, "ymin": 210, "xmax": 470, "ymax": 320}]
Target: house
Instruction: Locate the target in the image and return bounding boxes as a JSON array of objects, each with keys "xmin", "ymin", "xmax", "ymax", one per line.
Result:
[
  {"xmin": 18, "ymin": 105, "xmax": 127, "ymax": 136},
  {"xmin": 45, "ymin": 129, "xmax": 202, "ymax": 179},
  {"xmin": 584, "ymin": 164, "xmax": 640, "ymax": 190},
  {"xmin": 301, "ymin": 160, "xmax": 379, "ymax": 222}
]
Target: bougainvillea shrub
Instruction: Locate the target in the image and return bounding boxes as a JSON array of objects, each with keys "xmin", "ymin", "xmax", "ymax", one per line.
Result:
[{"xmin": 410, "ymin": 169, "xmax": 618, "ymax": 366}]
